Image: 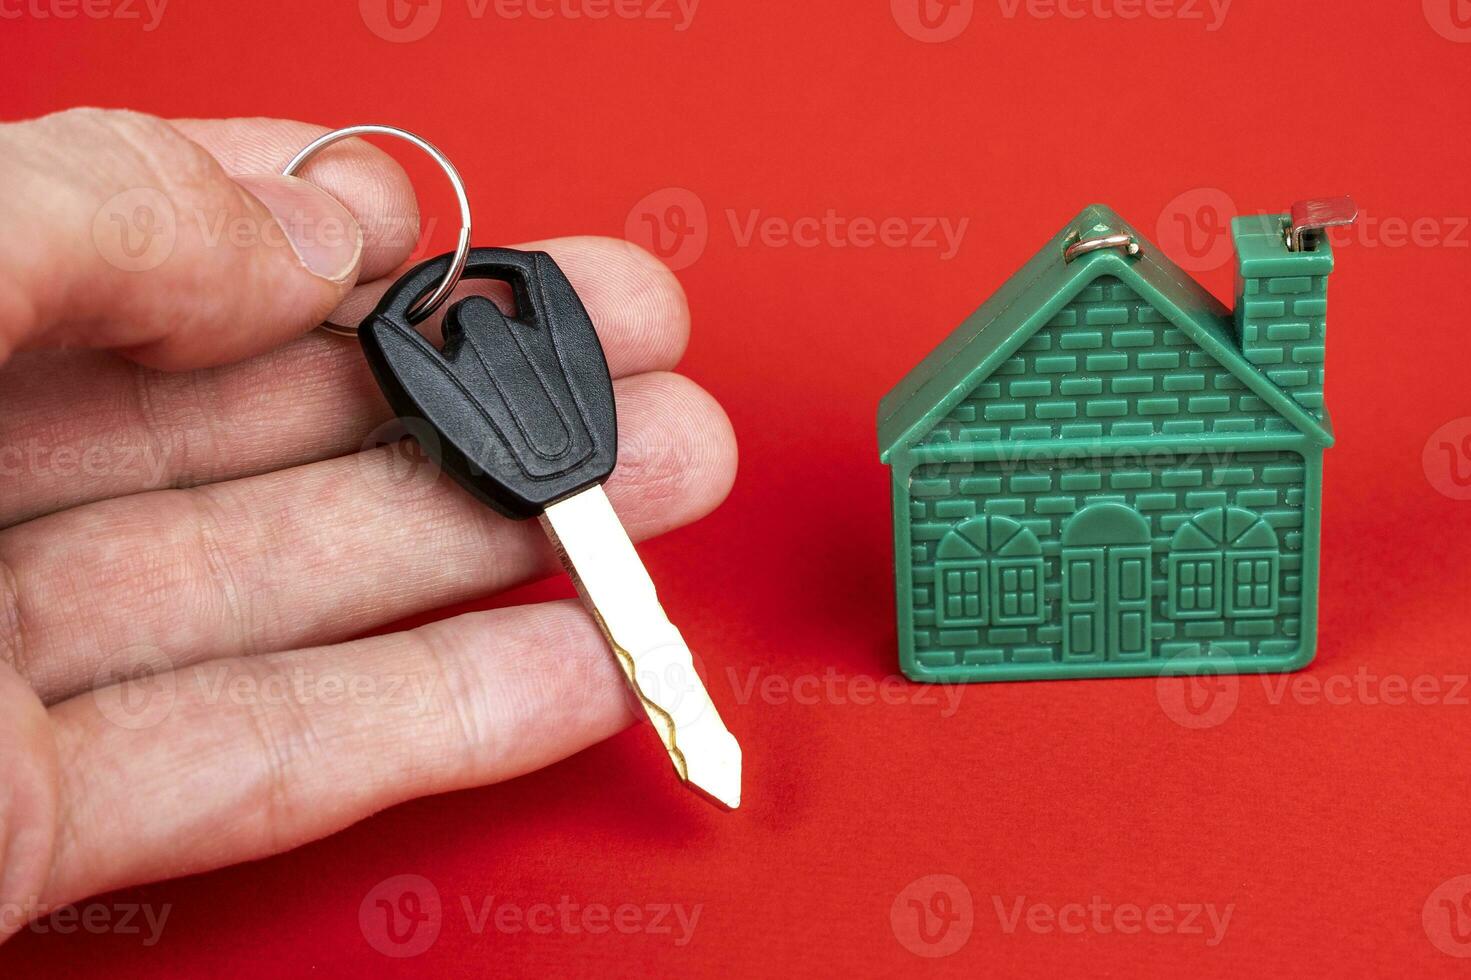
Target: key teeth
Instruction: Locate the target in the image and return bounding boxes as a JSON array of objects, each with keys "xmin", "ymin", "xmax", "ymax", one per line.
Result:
[
  {"xmin": 608, "ymin": 644, "xmax": 689, "ymax": 778},
  {"xmin": 631, "ymin": 665, "xmax": 741, "ymax": 809},
  {"xmin": 540, "ymin": 488, "xmax": 741, "ymax": 812}
]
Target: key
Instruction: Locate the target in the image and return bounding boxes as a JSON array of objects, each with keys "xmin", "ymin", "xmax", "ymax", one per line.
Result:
[{"xmin": 356, "ymin": 247, "xmax": 742, "ymax": 810}]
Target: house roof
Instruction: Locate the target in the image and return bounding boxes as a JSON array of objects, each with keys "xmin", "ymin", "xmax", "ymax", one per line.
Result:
[{"xmin": 877, "ymin": 204, "xmax": 1334, "ymax": 463}]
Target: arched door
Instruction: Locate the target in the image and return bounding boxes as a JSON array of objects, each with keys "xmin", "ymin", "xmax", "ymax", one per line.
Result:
[{"xmin": 1061, "ymin": 503, "xmax": 1152, "ymax": 660}]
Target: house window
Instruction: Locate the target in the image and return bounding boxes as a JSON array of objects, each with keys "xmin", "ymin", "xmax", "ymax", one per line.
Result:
[
  {"xmin": 937, "ymin": 559, "xmax": 987, "ymax": 627},
  {"xmin": 991, "ymin": 557, "xmax": 1045, "ymax": 625},
  {"xmin": 1168, "ymin": 506, "xmax": 1281, "ymax": 622},
  {"xmin": 1228, "ymin": 552, "xmax": 1279, "ymax": 617},
  {"xmin": 1168, "ymin": 553, "xmax": 1223, "ymax": 619},
  {"xmin": 933, "ymin": 515, "xmax": 1046, "ymax": 629}
]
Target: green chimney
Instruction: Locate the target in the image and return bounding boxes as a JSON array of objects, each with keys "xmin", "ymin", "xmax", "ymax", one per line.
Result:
[{"xmin": 1231, "ymin": 212, "xmax": 1336, "ymax": 419}]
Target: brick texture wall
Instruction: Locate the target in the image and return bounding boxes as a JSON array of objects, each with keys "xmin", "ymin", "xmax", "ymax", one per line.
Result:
[
  {"xmin": 1235, "ymin": 272, "xmax": 1328, "ymax": 418},
  {"xmin": 921, "ymin": 275, "xmax": 1298, "ymax": 446},
  {"xmin": 907, "ymin": 451, "xmax": 1307, "ymax": 670}
]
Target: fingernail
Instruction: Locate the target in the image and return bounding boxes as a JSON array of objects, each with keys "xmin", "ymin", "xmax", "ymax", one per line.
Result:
[{"xmin": 234, "ymin": 174, "xmax": 363, "ymax": 283}]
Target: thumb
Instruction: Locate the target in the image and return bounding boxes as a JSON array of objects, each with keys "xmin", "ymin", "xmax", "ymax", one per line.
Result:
[
  {"xmin": 0, "ymin": 109, "xmax": 365, "ymax": 370},
  {"xmin": 233, "ymin": 173, "xmax": 363, "ymax": 281}
]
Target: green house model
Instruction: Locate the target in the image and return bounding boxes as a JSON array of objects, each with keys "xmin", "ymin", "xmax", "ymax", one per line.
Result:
[{"xmin": 878, "ymin": 200, "xmax": 1356, "ymax": 683}]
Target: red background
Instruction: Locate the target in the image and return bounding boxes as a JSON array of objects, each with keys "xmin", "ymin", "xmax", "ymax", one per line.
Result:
[{"xmin": 5, "ymin": 0, "xmax": 1471, "ymax": 975}]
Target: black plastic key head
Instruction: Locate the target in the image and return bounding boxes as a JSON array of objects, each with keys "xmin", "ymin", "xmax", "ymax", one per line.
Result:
[{"xmin": 358, "ymin": 248, "xmax": 617, "ymax": 519}]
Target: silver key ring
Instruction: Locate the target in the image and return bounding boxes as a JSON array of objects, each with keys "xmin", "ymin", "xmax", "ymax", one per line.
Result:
[
  {"xmin": 282, "ymin": 125, "xmax": 473, "ymax": 338},
  {"xmin": 1062, "ymin": 229, "xmax": 1141, "ymax": 264}
]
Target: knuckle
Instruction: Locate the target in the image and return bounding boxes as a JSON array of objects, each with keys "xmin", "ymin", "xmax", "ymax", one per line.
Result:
[
  {"xmin": 186, "ymin": 486, "xmax": 260, "ymax": 654},
  {"xmin": 27, "ymin": 105, "xmax": 130, "ymax": 140},
  {"xmin": 231, "ymin": 659, "xmax": 319, "ymax": 845},
  {"xmin": 0, "ymin": 550, "xmax": 26, "ymax": 678},
  {"xmin": 129, "ymin": 364, "xmax": 220, "ymax": 488},
  {"xmin": 412, "ymin": 628, "xmax": 493, "ymax": 774},
  {"xmin": 38, "ymin": 108, "xmax": 234, "ymax": 216},
  {"xmin": 111, "ymin": 114, "xmax": 229, "ymax": 207}
]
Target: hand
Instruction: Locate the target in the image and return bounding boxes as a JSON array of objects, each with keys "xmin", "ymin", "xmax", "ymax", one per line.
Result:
[{"xmin": 0, "ymin": 109, "xmax": 736, "ymax": 941}]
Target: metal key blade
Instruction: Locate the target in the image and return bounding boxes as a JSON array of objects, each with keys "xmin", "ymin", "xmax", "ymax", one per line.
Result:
[{"xmin": 540, "ymin": 486, "xmax": 742, "ymax": 810}]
